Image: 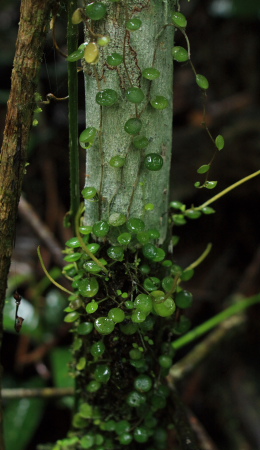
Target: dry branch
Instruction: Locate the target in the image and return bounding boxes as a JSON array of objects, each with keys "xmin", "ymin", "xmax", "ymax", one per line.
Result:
[{"xmin": 0, "ymin": 0, "xmax": 54, "ymax": 446}]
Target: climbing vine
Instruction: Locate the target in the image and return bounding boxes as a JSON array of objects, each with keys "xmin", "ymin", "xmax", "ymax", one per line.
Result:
[{"xmin": 37, "ymin": 1, "xmax": 260, "ymax": 450}]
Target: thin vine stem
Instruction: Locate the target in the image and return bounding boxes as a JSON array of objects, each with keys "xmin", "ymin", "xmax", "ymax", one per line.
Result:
[
  {"xmin": 196, "ymin": 170, "xmax": 260, "ymax": 210},
  {"xmin": 184, "ymin": 243, "xmax": 212, "ymax": 271},
  {"xmin": 37, "ymin": 246, "xmax": 74, "ymax": 295},
  {"xmin": 164, "ymin": 243, "xmax": 212, "ymax": 301},
  {"xmin": 179, "ymin": 28, "xmax": 191, "ymax": 58},
  {"xmin": 172, "ymin": 293, "xmax": 260, "ymax": 350}
]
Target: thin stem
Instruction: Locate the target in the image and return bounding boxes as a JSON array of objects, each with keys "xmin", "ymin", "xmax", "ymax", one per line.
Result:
[
  {"xmin": 179, "ymin": 28, "xmax": 191, "ymax": 58},
  {"xmin": 184, "ymin": 243, "xmax": 212, "ymax": 271},
  {"xmin": 196, "ymin": 170, "xmax": 260, "ymax": 210},
  {"xmin": 123, "ymin": 31, "xmax": 133, "ymax": 86},
  {"xmin": 127, "ymin": 158, "xmax": 143, "ymax": 217},
  {"xmin": 2, "ymin": 387, "xmax": 74, "ymax": 399},
  {"xmin": 68, "ymin": 0, "xmax": 80, "ymax": 229},
  {"xmin": 37, "ymin": 246, "xmax": 74, "ymax": 295},
  {"xmin": 172, "ymin": 293, "xmax": 260, "ymax": 350},
  {"xmin": 52, "ymin": 14, "xmax": 68, "ymax": 58},
  {"xmin": 164, "ymin": 244, "xmax": 212, "ymax": 301}
]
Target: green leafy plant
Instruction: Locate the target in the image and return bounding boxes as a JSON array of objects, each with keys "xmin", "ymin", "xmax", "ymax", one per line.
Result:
[
  {"xmin": 34, "ymin": 2, "xmax": 260, "ymax": 449},
  {"xmin": 3, "ymin": 1, "xmax": 259, "ymax": 450}
]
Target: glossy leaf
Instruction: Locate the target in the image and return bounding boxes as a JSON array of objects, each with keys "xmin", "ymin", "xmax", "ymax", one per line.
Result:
[
  {"xmin": 215, "ymin": 134, "xmax": 225, "ymax": 150},
  {"xmin": 205, "ymin": 180, "xmax": 218, "ymax": 189},
  {"xmin": 172, "ymin": 11, "xmax": 187, "ymax": 28},
  {"xmin": 197, "ymin": 164, "xmax": 210, "ymax": 174},
  {"xmin": 196, "ymin": 74, "xmax": 209, "ymax": 90},
  {"xmin": 172, "ymin": 46, "xmax": 189, "ymax": 62}
]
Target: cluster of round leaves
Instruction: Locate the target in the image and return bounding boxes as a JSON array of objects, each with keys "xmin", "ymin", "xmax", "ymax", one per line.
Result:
[
  {"xmin": 63, "ymin": 215, "xmax": 194, "ymax": 341},
  {"xmin": 70, "ymin": 311, "xmax": 173, "ymax": 448},
  {"xmin": 73, "ymin": 379, "xmax": 171, "ymax": 448},
  {"xmin": 170, "ymin": 200, "xmax": 216, "ymax": 225},
  {"xmin": 61, "ymin": 207, "xmax": 196, "ymax": 450},
  {"xmin": 66, "ymin": 6, "xmax": 202, "ymax": 450}
]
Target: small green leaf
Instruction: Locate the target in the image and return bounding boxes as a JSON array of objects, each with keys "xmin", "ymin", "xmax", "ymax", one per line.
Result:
[
  {"xmin": 144, "ymin": 203, "xmax": 154, "ymax": 211},
  {"xmin": 76, "ymin": 357, "xmax": 87, "ymax": 371},
  {"xmin": 194, "ymin": 181, "xmax": 201, "ymax": 188},
  {"xmin": 108, "ymin": 213, "xmax": 127, "ymax": 226},
  {"xmin": 64, "ymin": 311, "xmax": 80, "ymax": 322},
  {"xmin": 107, "ymin": 53, "xmax": 123, "ymax": 66},
  {"xmin": 185, "ymin": 210, "xmax": 202, "ymax": 219},
  {"xmin": 172, "ymin": 46, "xmax": 189, "ymax": 62},
  {"xmin": 126, "ymin": 18, "xmax": 142, "ymax": 31},
  {"xmin": 79, "ymin": 127, "xmax": 97, "ymax": 149},
  {"xmin": 205, "ymin": 181, "xmax": 218, "ymax": 189},
  {"xmin": 64, "ymin": 253, "xmax": 82, "ymax": 262},
  {"xmin": 172, "ymin": 235, "xmax": 180, "ymax": 247},
  {"xmin": 82, "ymin": 187, "xmax": 97, "ymax": 199},
  {"xmin": 202, "ymin": 206, "xmax": 216, "ymax": 214},
  {"xmin": 181, "ymin": 269, "xmax": 194, "ymax": 281},
  {"xmin": 172, "ymin": 12, "xmax": 187, "ymax": 28},
  {"xmin": 170, "ymin": 201, "xmax": 186, "ymax": 211},
  {"xmin": 172, "ymin": 214, "xmax": 187, "ymax": 225},
  {"xmin": 196, "ymin": 74, "xmax": 209, "ymax": 90},
  {"xmin": 215, "ymin": 134, "xmax": 225, "ymax": 150},
  {"xmin": 79, "ymin": 403, "xmax": 93, "ymax": 419},
  {"xmin": 197, "ymin": 164, "xmax": 210, "ymax": 174},
  {"xmin": 67, "ymin": 48, "xmax": 85, "ymax": 62},
  {"xmin": 142, "ymin": 67, "xmax": 160, "ymax": 80}
]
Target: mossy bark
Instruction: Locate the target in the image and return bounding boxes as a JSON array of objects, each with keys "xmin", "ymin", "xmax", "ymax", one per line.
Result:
[
  {"xmin": 0, "ymin": 0, "xmax": 54, "ymax": 447},
  {"xmin": 83, "ymin": 0, "xmax": 174, "ymax": 243}
]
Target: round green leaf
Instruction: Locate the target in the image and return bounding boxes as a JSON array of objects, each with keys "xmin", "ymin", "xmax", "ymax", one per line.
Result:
[
  {"xmin": 197, "ymin": 164, "xmax": 210, "ymax": 174},
  {"xmin": 196, "ymin": 74, "xmax": 209, "ymax": 90},
  {"xmin": 215, "ymin": 134, "xmax": 225, "ymax": 150}
]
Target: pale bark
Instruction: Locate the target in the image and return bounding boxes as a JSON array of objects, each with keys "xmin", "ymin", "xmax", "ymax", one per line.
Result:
[{"xmin": 83, "ymin": 0, "xmax": 174, "ymax": 243}]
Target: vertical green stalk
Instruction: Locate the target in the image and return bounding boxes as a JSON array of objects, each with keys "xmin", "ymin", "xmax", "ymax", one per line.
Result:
[{"xmin": 67, "ymin": 0, "xmax": 80, "ymax": 230}]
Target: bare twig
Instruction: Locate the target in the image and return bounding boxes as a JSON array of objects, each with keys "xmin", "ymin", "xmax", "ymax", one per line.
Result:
[
  {"xmin": 1, "ymin": 387, "xmax": 74, "ymax": 399},
  {"xmin": 188, "ymin": 410, "xmax": 220, "ymax": 450},
  {"xmin": 18, "ymin": 195, "xmax": 65, "ymax": 267}
]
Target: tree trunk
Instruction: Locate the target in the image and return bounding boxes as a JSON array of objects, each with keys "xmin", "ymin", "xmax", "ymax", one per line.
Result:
[
  {"xmin": 0, "ymin": 0, "xmax": 54, "ymax": 447},
  {"xmin": 83, "ymin": 0, "xmax": 174, "ymax": 243},
  {"xmin": 66, "ymin": 2, "xmax": 176, "ymax": 449}
]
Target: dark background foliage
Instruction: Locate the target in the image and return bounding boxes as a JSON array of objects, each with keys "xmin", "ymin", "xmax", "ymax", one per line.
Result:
[{"xmin": 1, "ymin": 0, "xmax": 260, "ymax": 449}]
